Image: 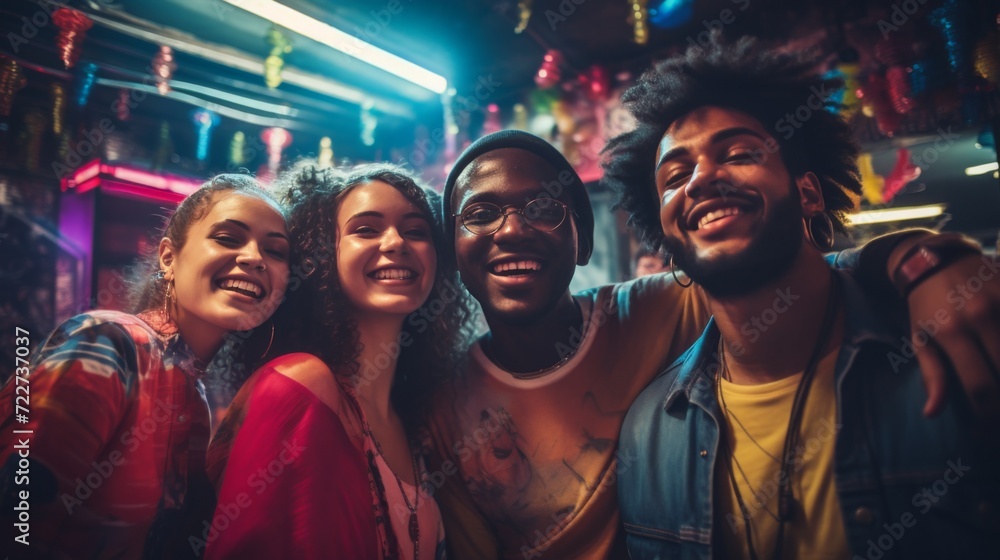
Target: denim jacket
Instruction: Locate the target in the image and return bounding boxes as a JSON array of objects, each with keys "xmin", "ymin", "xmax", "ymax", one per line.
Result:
[{"xmin": 618, "ymin": 271, "xmax": 1000, "ymax": 559}]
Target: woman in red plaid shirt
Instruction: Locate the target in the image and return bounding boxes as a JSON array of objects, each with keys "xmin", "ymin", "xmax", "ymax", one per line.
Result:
[{"xmin": 0, "ymin": 174, "xmax": 290, "ymax": 559}]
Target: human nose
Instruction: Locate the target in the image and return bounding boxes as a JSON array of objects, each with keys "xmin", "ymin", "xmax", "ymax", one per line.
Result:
[
  {"xmin": 685, "ymin": 159, "xmax": 731, "ymax": 201},
  {"xmin": 493, "ymin": 207, "xmax": 531, "ymax": 239},
  {"xmin": 380, "ymin": 228, "xmax": 407, "ymax": 253},
  {"xmin": 236, "ymin": 243, "xmax": 266, "ymax": 271}
]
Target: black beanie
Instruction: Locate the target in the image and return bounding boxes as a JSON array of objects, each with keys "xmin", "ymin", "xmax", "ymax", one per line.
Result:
[{"xmin": 442, "ymin": 130, "xmax": 594, "ymax": 264}]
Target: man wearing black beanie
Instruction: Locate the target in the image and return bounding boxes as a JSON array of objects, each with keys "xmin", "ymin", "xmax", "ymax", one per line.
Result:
[
  {"xmin": 427, "ymin": 130, "xmax": 693, "ymax": 559},
  {"xmin": 423, "ymin": 129, "xmax": 1000, "ymax": 560}
]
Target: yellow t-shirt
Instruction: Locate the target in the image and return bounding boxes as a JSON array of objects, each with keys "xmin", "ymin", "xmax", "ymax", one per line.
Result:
[
  {"xmin": 426, "ymin": 274, "xmax": 709, "ymax": 560},
  {"xmin": 715, "ymin": 350, "xmax": 850, "ymax": 560}
]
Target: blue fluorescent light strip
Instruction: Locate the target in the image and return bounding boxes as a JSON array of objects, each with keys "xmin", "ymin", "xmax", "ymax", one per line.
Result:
[{"xmin": 222, "ymin": 0, "xmax": 448, "ymax": 94}]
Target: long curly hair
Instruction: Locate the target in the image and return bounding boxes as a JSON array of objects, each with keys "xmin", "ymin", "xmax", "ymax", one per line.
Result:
[
  {"xmin": 601, "ymin": 35, "xmax": 861, "ymax": 249},
  {"xmin": 271, "ymin": 161, "xmax": 475, "ymax": 434}
]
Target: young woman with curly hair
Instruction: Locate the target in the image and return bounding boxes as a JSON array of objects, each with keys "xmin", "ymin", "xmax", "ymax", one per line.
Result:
[
  {"xmin": 204, "ymin": 162, "xmax": 474, "ymax": 560},
  {"xmin": 0, "ymin": 174, "xmax": 290, "ymax": 559}
]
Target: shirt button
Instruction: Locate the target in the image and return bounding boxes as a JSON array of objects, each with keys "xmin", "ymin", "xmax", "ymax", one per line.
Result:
[
  {"xmin": 700, "ymin": 450, "xmax": 708, "ymax": 458},
  {"xmin": 854, "ymin": 507, "xmax": 875, "ymax": 524},
  {"xmin": 177, "ymin": 415, "xmax": 187, "ymax": 423}
]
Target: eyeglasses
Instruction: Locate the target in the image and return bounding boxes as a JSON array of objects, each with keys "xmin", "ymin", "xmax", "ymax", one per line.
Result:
[{"xmin": 455, "ymin": 198, "xmax": 574, "ymax": 236}]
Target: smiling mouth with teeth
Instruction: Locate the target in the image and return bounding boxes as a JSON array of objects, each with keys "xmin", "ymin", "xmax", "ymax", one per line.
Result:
[
  {"xmin": 218, "ymin": 278, "xmax": 264, "ymax": 299},
  {"xmin": 697, "ymin": 206, "xmax": 744, "ymax": 230},
  {"xmin": 370, "ymin": 268, "xmax": 416, "ymax": 280},
  {"xmin": 492, "ymin": 260, "xmax": 542, "ymax": 276}
]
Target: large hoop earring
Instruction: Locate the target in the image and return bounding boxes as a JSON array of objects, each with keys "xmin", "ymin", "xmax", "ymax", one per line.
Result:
[
  {"xmin": 806, "ymin": 213, "xmax": 835, "ymax": 252},
  {"xmin": 669, "ymin": 254, "xmax": 693, "ymax": 288},
  {"xmin": 257, "ymin": 322, "xmax": 275, "ymax": 363}
]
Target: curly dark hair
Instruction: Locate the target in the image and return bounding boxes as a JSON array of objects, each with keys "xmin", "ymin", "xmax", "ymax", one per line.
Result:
[
  {"xmin": 601, "ymin": 35, "xmax": 862, "ymax": 249},
  {"xmin": 271, "ymin": 161, "xmax": 475, "ymax": 434}
]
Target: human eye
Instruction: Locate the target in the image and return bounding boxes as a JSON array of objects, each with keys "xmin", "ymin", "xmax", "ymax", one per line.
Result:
[
  {"xmin": 527, "ymin": 200, "xmax": 563, "ymax": 222},
  {"xmin": 265, "ymin": 244, "xmax": 289, "ymax": 260},
  {"xmin": 212, "ymin": 233, "xmax": 240, "ymax": 246},
  {"xmin": 661, "ymin": 168, "xmax": 690, "ymax": 189},
  {"xmin": 405, "ymin": 226, "xmax": 431, "ymax": 239},
  {"xmin": 725, "ymin": 145, "xmax": 763, "ymax": 164},
  {"xmin": 463, "ymin": 204, "xmax": 500, "ymax": 225},
  {"xmin": 353, "ymin": 225, "xmax": 379, "ymax": 236}
]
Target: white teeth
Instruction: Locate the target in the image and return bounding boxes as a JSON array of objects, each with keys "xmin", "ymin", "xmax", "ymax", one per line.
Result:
[
  {"xmin": 698, "ymin": 207, "xmax": 742, "ymax": 230},
  {"xmin": 373, "ymin": 268, "xmax": 415, "ymax": 280},
  {"xmin": 219, "ymin": 278, "xmax": 263, "ymax": 297},
  {"xmin": 492, "ymin": 260, "xmax": 542, "ymax": 274}
]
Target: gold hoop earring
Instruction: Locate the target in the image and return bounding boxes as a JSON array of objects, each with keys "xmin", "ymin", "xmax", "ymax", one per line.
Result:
[
  {"xmin": 669, "ymin": 254, "xmax": 693, "ymax": 288},
  {"xmin": 805, "ymin": 213, "xmax": 835, "ymax": 252},
  {"xmin": 257, "ymin": 322, "xmax": 275, "ymax": 363}
]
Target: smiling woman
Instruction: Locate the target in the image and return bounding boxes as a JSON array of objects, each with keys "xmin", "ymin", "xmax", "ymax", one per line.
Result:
[
  {"xmin": 0, "ymin": 174, "xmax": 290, "ymax": 560},
  {"xmin": 204, "ymin": 162, "xmax": 474, "ymax": 560}
]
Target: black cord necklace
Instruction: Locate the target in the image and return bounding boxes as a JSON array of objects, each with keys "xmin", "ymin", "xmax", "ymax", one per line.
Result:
[
  {"xmin": 484, "ymin": 298, "xmax": 585, "ymax": 380},
  {"xmin": 368, "ymin": 430, "xmax": 422, "ymax": 560},
  {"xmin": 716, "ymin": 271, "xmax": 841, "ymax": 560}
]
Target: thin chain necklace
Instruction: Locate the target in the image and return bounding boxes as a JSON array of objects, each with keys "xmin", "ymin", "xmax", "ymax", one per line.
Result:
[
  {"xmin": 485, "ymin": 299, "xmax": 584, "ymax": 380},
  {"xmin": 365, "ymin": 418, "xmax": 422, "ymax": 560},
  {"xmin": 716, "ymin": 362, "xmax": 783, "ymax": 465},
  {"xmin": 716, "ymin": 346, "xmax": 782, "ymax": 523},
  {"xmin": 715, "ymin": 271, "xmax": 841, "ymax": 560}
]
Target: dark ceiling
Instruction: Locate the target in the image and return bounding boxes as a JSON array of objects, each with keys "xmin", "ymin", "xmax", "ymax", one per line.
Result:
[{"xmin": 1, "ymin": 0, "xmax": 997, "ymax": 239}]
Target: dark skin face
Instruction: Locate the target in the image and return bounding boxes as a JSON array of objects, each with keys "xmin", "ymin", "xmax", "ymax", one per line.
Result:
[
  {"xmin": 655, "ymin": 106, "xmax": 822, "ymax": 296},
  {"xmin": 451, "ymin": 148, "xmax": 581, "ymax": 327}
]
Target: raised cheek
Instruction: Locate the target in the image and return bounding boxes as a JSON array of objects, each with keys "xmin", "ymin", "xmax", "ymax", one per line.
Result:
[{"xmin": 659, "ymin": 192, "xmax": 682, "ymax": 233}]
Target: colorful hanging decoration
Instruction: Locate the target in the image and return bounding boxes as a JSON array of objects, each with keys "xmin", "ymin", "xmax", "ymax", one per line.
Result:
[
  {"xmin": 882, "ymin": 148, "xmax": 921, "ymax": 203},
  {"xmin": 873, "ymin": 37, "xmax": 915, "ymax": 114},
  {"xmin": 534, "ymin": 50, "xmax": 563, "ymax": 89},
  {"xmin": 318, "ymin": 137, "xmax": 334, "ymax": 168},
  {"xmin": 53, "ymin": 8, "xmax": 93, "ymax": 70},
  {"xmin": 859, "ymin": 74, "xmax": 900, "ymax": 136},
  {"xmin": 191, "ymin": 109, "xmax": 220, "ymax": 163},
  {"xmin": 482, "ymin": 104, "xmax": 502, "ymax": 136},
  {"xmin": 649, "ymin": 0, "xmax": 693, "ymax": 29},
  {"xmin": 260, "ymin": 127, "xmax": 292, "ymax": 182},
  {"xmin": 885, "ymin": 66, "xmax": 916, "ymax": 114},
  {"xmin": 837, "ymin": 63, "xmax": 862, "ymax": 118},
  {"xmin": 50, "ymin": 83, "xmax": 66, "ymax": 134},
  {"xmin": 631, "ymin": 0, "xmax": 650, "ymax": 44},
  {"xmin": 0, "ymin": 57, "xmax": 28, "ymax": 118},
  {"xmin": 973, "ymin": 33, "xmax": 1000, "ymax": 85},
  {"xmin": 514, "ymin": 0, "xmax": 533, "ymax": 33},
  {"xmin": 928, "ymin": 0, "xmax": 971, "ymax": 78},
  {"xmin": 580, "ymin": 65, "xmax": 610, "ymax": 102},
  {"xmin": 858, "ymin": 153, "xmax": 885, "ymax": 205},
  {"xmin": 229, "ymin": 131, "xmax": 247, "ymax": 167},
  {"xmin": 153, "ymin": 121, "xmax": 174, "ymax": 171},
  {"xmin": 116, "ymin": 89, "xmax": 131, "ymax": 121},
  {"xmin": 75, "ymin": 63, "xmax": 98, "ymax": 107},
  {"xmin": 513, "ymin": 103, "xmax": 528, "ymax": 130},
  {"xmin": 264, "ymin": 27, "xmax": 292, "ymax": 89},
  {"xmin": 151, "ymin": 46, "xmax": 176, "ymax": 95},
  {"xmin": 360, "ymin": 101, "xmax": 377, "ymax": 146},
  {"xmin": 22, "ymin": 110, "xmax": 47, "ymax": 172}
]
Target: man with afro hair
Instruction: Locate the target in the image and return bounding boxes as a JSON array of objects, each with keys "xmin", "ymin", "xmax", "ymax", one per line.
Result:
[{"xmin": 605, "ymin": 36, "xmax": 1000, "ymax": 559}]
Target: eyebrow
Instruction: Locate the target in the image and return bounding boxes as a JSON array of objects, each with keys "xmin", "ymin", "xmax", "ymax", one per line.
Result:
[
  {"xmin": 346, "ymin": 211, "xmax": 429, "ymax": 222},
  {"xmin": 656, "ymin": 127, "xmax": 768, "ymax": 171},
  {"xmin": 221, "ymin": 219, "xmax": 289, "ymax": 241}
]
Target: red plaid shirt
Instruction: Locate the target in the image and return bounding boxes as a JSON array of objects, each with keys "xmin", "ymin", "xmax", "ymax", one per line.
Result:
[{"xmin": 1, "ymin": 310, "xmax": 213, "ymax": 559}]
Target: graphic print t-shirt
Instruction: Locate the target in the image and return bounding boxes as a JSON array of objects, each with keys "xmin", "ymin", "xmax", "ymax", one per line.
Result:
[{"xmin": 426, "ymin": 274, "xmax": 709, "ymax": 560}]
